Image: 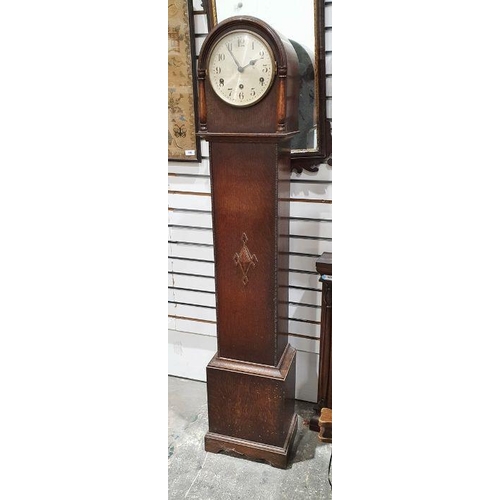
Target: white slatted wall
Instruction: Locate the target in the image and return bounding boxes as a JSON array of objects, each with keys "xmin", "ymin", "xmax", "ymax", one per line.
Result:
[{"xmin": 168, "ymin": 1, "xmax": 332, "ymax": 402}]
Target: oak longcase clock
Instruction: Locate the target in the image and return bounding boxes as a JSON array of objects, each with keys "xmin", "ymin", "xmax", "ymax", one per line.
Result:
[{"xmin": 197, "ymin": 16, "xmax": 299, "ymax": 468}]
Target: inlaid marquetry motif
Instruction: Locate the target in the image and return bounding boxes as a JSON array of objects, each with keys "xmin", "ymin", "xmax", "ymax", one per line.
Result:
[{"xmin": 233, "ymin": 233, "xmax": 258, "ymax": 285}]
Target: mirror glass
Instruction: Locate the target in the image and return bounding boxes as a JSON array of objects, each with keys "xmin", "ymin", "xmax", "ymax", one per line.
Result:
[{"xmin": 210, "ymin": 0, "xmax": 319, "ymax": 155}]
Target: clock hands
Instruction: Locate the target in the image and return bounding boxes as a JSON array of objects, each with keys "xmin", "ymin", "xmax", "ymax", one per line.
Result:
[
  {"xmin": 226, "ymin": 43, "xmax": 264, "ymax": 73},
  {"xmin": 208, "ymin": 32, "xmax": 273, "ymax": 106},
  {"xmin": 226, "ymin": 44, "xmax": 244, "ymax": 72},
  {"xmin": 241, "ymin": 56, "xmax": 264, "ymax": 70}
]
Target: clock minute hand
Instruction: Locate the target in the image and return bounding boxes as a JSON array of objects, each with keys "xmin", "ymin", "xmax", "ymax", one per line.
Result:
[{"xmin": 226, "ymin": 44, "xmax": 243, "ymax": 72}]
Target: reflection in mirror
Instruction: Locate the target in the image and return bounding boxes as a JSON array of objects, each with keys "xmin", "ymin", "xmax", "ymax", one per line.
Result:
[
  {"xmin": 214, "ymin": 1, "xmax": 314, "ymax": 52},
  {"xmin": 192, "ymin": 0, "xmax": 204, "ymax": 10},
  {"xmin": 289, "ymin": 40, "xmax": 315, "ymax": 151},
  {"xmin": 211, "ymin": 0, "xmax": 318, "ymax": 154}
]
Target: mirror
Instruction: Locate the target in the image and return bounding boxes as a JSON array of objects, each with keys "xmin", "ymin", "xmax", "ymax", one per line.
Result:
[{"xmin": 204, "ymin": 0, "xmax": 330, "ymax": 171}]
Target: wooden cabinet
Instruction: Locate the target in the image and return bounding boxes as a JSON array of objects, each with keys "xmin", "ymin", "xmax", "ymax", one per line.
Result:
[{"xmin": 310, "ymin": 252, "xmax": 332, "ymax": 432}]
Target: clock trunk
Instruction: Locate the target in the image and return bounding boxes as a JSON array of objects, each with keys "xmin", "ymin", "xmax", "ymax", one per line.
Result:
[{"xmin": 210, "ymin": 140, "xmax": 290, "ymax": 366}]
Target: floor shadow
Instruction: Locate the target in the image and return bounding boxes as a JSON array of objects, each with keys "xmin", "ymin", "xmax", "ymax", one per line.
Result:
[{"xmin": 288, "ymin": 401, "xmax": 330, "ymax": 467}]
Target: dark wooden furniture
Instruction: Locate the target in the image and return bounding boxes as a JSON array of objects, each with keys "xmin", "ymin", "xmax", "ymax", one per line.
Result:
[
  {"xmin": 310, "ymin": 252, "xmax": 332, "ymax": 432},
  {"xmin": 318, "ymin": 407, "xmax": 332, "ymax": 443},
  {"xmin": 197, "ymin": 16, "xmax": 299, "ymax": 469}
]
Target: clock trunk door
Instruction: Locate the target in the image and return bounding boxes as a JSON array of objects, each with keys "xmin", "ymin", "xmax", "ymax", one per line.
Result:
[{"xmin": 210, "ymin": 141, "xmax": 290, "ymax": 366}]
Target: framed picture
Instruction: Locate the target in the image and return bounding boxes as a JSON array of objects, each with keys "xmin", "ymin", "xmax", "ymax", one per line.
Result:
[{"xmin": 168, "ymin": 0, "xmax": 201, "ymax": 162}]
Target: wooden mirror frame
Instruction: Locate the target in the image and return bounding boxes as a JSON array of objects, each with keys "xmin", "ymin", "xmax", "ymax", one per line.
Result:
[{"xmin": 201, "ymin": 0, "xmax": 331, "ymax": 172}]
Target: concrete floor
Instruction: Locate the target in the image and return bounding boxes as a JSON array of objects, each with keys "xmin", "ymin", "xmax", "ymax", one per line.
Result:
[{"xmin": 168, "ymin": 376, "xmax": 332, "ymax": 500}]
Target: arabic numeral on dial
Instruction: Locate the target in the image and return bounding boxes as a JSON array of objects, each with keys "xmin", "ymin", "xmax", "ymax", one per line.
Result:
[
  {"xmin": 227, "ymin": 88, "xmax": 233, "ymax": 97},
  {"xmin": 215, "ymin": 66, "xmax": 222, "ymax": 74},
  {"xmin": 262, "ymin": 65, "xmax": 269, "ymax": 73},
  {"xmin": 237, "ymin": 37, "xmax": 245, "ymax": 47},
  {"xmin": 238, "ymin": 91, "xmax": 244, "ymax": 100},
  {"xmin": 259, "ymin": 49, "xmax": 265, "ymax": 57},
  {"xmin": 217, "ymin": 53, "xmax": 225, "ymax": 61},
  {"xmin": 250, "ymin": 88, "xmax": 256, "ymax": 97}
]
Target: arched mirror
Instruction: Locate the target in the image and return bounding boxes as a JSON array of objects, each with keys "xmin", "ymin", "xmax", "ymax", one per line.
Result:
[{"xmin": 203, "ymin": 0, "xmax": 330, "ymax": 172}]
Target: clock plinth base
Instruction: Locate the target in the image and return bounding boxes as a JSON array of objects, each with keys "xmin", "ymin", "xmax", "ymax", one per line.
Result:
[
  {"xmin": 205, "ymin": 344, "xmax": 297, "ymax": 468},
  {"xmin": 205, "ymin": 414, "xmax": 298, "ymax": 469}
]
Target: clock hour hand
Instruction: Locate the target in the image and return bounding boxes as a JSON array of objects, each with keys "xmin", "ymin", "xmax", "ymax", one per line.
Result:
[
  {"xmin": 226, "ymin": 44, "xmax": 244, "ymax": 72},
  {"xmin": 241, "ymin": 56, "xmax": 264, "ymax": 70}
]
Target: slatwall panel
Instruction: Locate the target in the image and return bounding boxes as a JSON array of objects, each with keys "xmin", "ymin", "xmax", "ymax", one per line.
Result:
[{"xmin": 168, "ymin": 1, "xmax": 332, "ymax": 402}]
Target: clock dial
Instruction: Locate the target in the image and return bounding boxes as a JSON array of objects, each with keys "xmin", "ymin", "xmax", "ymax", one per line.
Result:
[{"xmin": 208, "ymin": 30, "xmax": 276, "ymax": 107}]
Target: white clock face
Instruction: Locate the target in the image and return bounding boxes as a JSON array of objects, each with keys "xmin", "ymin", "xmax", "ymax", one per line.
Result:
[{"xmin": 207, "ymin": 30, "xmax": 276, "ymax": 107}]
